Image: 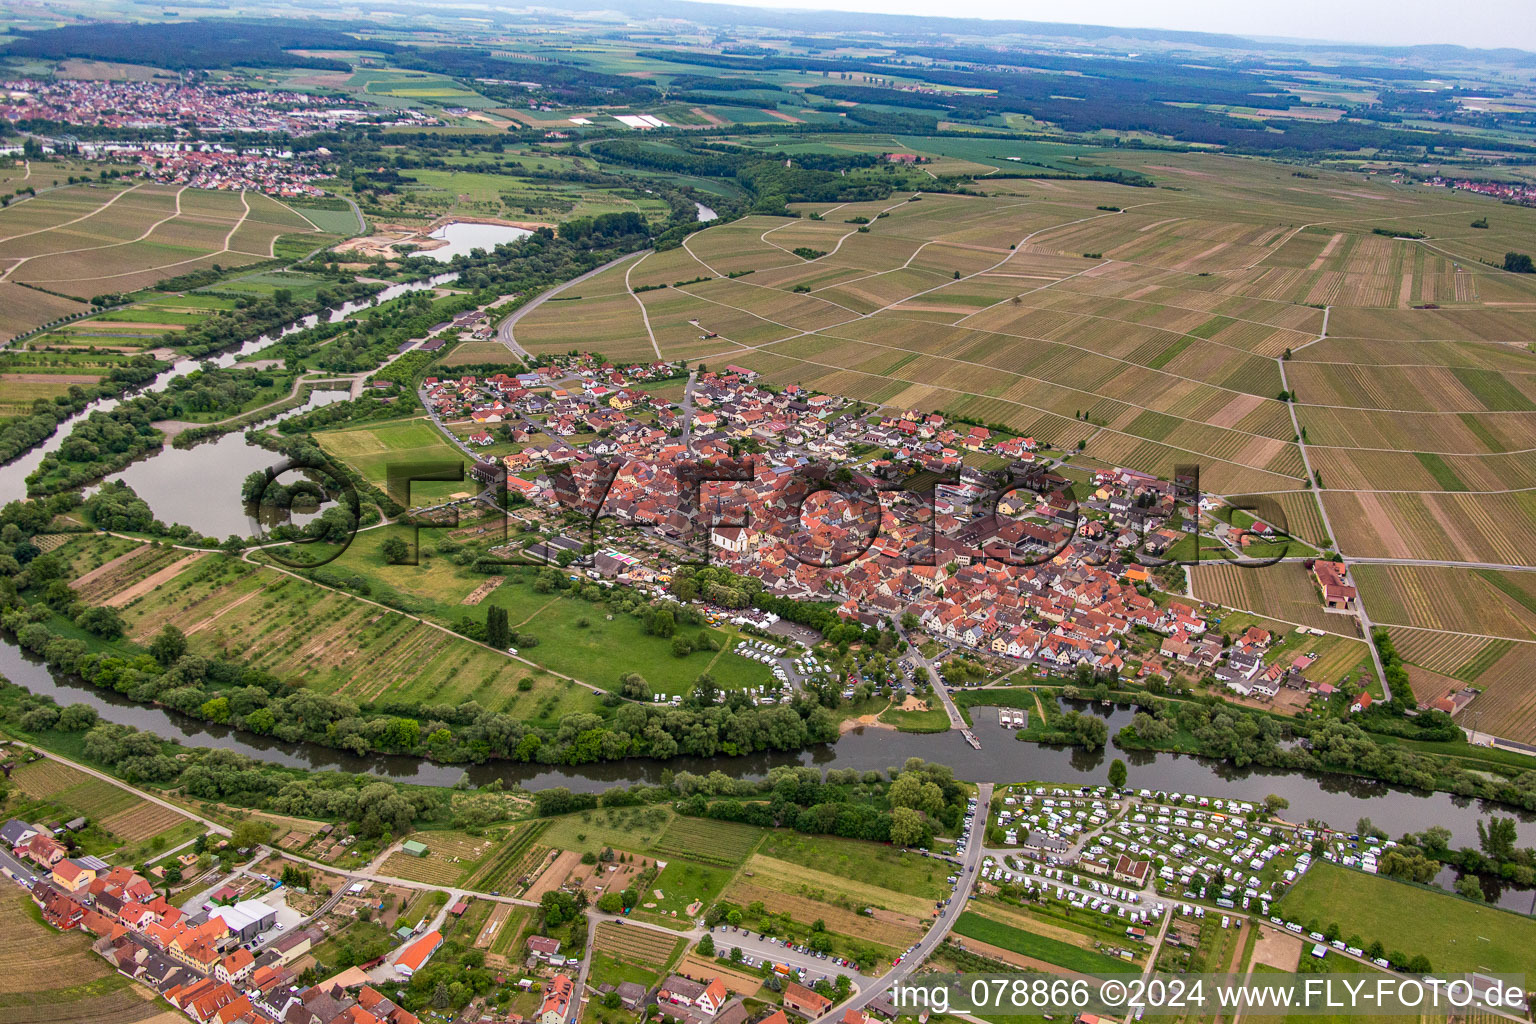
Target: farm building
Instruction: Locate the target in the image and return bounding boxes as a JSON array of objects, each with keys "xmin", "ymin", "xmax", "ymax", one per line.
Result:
[
  {"xmin": 401, "ymin": 840, "xmax": 429, "ymax": 857},
  {"xmin": 210, "ymin": 899, "xmax": 277, "ymax": 942},
  {"xmin": 395, "ymin": 930, "xmax": 443, "ymax": 977}
]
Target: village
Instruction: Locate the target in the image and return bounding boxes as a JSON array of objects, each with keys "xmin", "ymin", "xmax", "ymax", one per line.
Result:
[
  {"xmin": 0, "ymin": 797, "xmax": 907, "ymax": 1024},
  {"xmin": 415, "ymin": 351, "xmax": 1381, "ymax": 722},
  {"xmin": 0, "ymin": 78, "xmax": 402, "ymax": 136}
]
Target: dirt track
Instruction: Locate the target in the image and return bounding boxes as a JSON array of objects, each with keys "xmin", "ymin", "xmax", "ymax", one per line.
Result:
[{"xmin": 105, "ymin": 552, "xmax": 204, "ymax": 607}]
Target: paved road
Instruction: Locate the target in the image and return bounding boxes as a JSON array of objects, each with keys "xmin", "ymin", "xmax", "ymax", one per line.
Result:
[
  {"xmin": 811, "ymin": 783, "xmax": 994, "ymax": 1024},
  {"xmin": 496, "ymin": 251, "xmax": 648, "ymax": 360},
  {"xmin": 709, "ymin": 927, "xmax": 871, "ymax": 986},
  {"xmin": 678, "ymin": 369, "xmax": 699, "ymax": 446}
]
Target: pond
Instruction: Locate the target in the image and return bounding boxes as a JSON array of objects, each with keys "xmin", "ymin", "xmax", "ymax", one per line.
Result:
[
  {"xmin": 418, "ymin": 221, "xmax": 533, "ymax": 262},
  {"xmin": 100, "ymin": 388, "xmax": 352, "ymax": 538}
]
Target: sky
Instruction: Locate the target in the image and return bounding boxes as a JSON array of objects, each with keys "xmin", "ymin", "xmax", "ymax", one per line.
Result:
[{"xmin": 742, "ymin": 0, "xmax": 1536, "ymax": 52}]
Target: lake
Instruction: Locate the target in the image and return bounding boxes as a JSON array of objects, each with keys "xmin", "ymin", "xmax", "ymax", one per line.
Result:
[{"xmin": 419, "ymin": 221, "xmax": 533, "ymax": 261}]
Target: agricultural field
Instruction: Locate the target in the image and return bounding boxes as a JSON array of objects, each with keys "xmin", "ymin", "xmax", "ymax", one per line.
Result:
[
  {"xmin": 1345, "ymin": 561, "xmax": 1536, "ymax": 733},
  {"xmin": 8, "ymin": 756, "xmax": 194, "ymax": 850},
  {"xmin": 1189, "ymin": 561, "xmax": 1345, "ymax": 633},
  {"xmin": 951, "ymin": 909, "xmax": 1132, "ymax": 976},
  {"xmin": 592, "ymin": 920, "xmax": 684, "ymax": 971},
  {"xmin": 755, "ymin": 831, "xmax": 952, "ymax": 904},
  {"xmin": 1277, "ymin": 861, "xmax": 1536, "ymax": 974},
  {"xmin": 463, "ymin": 820, "xmax": 549, "ymax": 893},
  {"xmin": 0, "ymin": 182, "xmax": 333, "ymax": 341},
  {"xmin": 54, "ymin": 533, "xmax": 602, "ymax": 723},
  {"xmin": 0, "ymin": 892, "xmax": 180, "ymax": 1024},
  {"xmin": 512, "ymin": 143, "xmax": 1536, "ymax": 549},
  {"xmin": 381, "ymin": 829, "xmax": 506, "ymax": 886},
  {"xmin": 1353, "ymin": 564, "xmax": 1536, "ymax": 639},
  {"xmin": 277, "ymin": 525, "xmax": 778, "ymax": 696},
  {"xmin": 651, "ymin": 815, "xmax": 763, "ymax": 866}
]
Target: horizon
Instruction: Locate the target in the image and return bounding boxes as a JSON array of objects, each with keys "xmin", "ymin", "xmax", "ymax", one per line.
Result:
[{"xmin": 607, "ymin": 0, "xmax": 1536, "ymax": 53}]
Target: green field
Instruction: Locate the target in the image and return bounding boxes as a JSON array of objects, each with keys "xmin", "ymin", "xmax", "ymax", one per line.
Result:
[
  {"xmin": 540, "ymin": 805, "xmax": 676, "ymax": 856},
  {"xmin": 1277, "ymin": 862, "xmax": 1536, "ymax": 973},
  {"xmin": 299, "ymin": 525, "xmax": 777, "ymax": 696},
  {"xmin": 647, "ymin": 858, "xmax": 735, "ymax": 916},
  {"xmin": 757, "ymin": 831, "xmax": 950, "ymax": 899},
  {"xmin": 952, "ymin": 910, "xmax": 1130, "ymax": 975},
  {"xmin": 314, "ymin": 417, "xmax": 473, "ymax": 503}
]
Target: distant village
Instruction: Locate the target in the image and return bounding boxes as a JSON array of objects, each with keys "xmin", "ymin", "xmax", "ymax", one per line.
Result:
[{"xmin": 0, "ymin": 78, "xmax": 437, "ymax": 195}]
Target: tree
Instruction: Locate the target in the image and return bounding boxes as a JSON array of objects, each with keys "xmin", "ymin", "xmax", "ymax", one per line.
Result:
[
  {"xmin": 149, "ymin": 624, "xmax": 187, "ymax": 665},
  {"xmin": 1454, "ymin": 875, "xmax": 1485, "ymax": 901},
  {"xmin": 1263, "ymin": 794, "xmax": 1289, "ymax": 815},
  {"xmin": 889, "ymin": 806, "xmax": 928, "ymax": 847},
  {"xmin": 1108, "ymin": 758, "xmax": 1127, "ymax": 788},
  {"xmin": 597, "ymin": 892, "xmax": 624, "ymax": 913},
  {"xmin": 698, "ymin": 933, "xmax": 715, "ymax": 956},
  {"xmin": 1504, "ymin": 251, "xmax": 1535, "ymax": 274},
  {"xmin": 487, "ymin": 605, "xmax": 510, "ymax": 650},
  {"xmin": 57, "ymin": 704, "xmax": 98, "ymax": 731},
  {"xmin": 74, "ymin": 604, "xmax": 125, "ymax": 639},
  {"xmin": 382, "ymin": 536, "xmax": 410, "ymax": 564},
  {"xmin": 230, "ymin": 819, "xmax": 272, "ymax": 852},
  {"xmin": 1478, "ymin": 816, "xmax": 1518, "ymax": 862}
]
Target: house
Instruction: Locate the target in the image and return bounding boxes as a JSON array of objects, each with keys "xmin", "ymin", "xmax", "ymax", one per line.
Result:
[
  {"xmin": 395, "ymin": 930, "xmax": 442, "ymax": 977},
  {"xmin": 216, "ymin": 948, "xmax": 255, "ymax": 985},
  {"xmin": 16, "ymin": 831, "xmax": 66, "ymax": 867},
  {"xmin": 657, "ymin": 974, "xmax": 726, "ymax": 1013},
  {"xmin": 697, "ymin": 978, "xmax": 728, "ymax": 1015},
  {"xmin": 783, "ymin": 982, "xmax": 832, "ymax": 1017},
  {"xmin": 0, "ymin": 818, "xmax": 38, "ymax": 847},
  {"xmin": 615, "ymin": 982, "xmax": 648, "ymax": 1011},
  {"xmin": 1350, "ymin": 692, "xmax": 1372, "ymax": 713},
  {"xmin": 52, "ymin": 858, "xmax": 96, "ymax": 892},
  {"xmin": 1113, "ymin": 854, "xmax": 1152, "ymax": 887},
  {"xmin": 540, "ymin": 973, "xmax": 574, "ymax": 1024},
  {"xmin": 527, "ymin": 935, "xmax": 561, "ymax": 960}
]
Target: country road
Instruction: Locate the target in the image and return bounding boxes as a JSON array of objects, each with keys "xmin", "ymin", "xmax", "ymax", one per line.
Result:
[
  {"xmin": 811, "ymin": 783, "xmax": 993, "ymax": 1024},
  {"xmin": 496, "ymin": 251, "xmax": 648, "ymax": 360}
]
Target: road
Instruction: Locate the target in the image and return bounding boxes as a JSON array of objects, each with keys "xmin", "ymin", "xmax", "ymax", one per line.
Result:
[
  {"xmin": 709, "ymin": 928, "xmax": 871, "ymax": 987},
  {"xmin": 811, "ymin": 783, "xmax": 993, "ymax": 1024},
  {"xmin": 678, "ymin": 369, "xmax": 700, "ymax": 446},
  {"xmin": 496, "ymin": 251, "xmax": 648, "ymax": 360}
]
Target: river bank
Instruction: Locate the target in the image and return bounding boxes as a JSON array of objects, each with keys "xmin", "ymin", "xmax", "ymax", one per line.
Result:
[{"xmin": 2, "ymin": 633, "xmax": 1532, "ymax": 851}]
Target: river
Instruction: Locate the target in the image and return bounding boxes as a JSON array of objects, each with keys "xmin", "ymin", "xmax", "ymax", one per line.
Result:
[
  {"xmin": 0, "ymin": 273, "xmax": 457, "ymax": 506},
  {"xmin": 2, "ymin": 266, "xmax": 1534, "ymax": 873},
  {"xmin": 0, "ymin": 627, "xmax": 1530, "ymax": 852}
]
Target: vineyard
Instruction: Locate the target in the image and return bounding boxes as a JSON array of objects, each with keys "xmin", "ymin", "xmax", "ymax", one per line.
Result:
[
  {"xmin": 652, "ymin": 816, "xmax": 763, "ymax": 867},
  {"xmin": 1450, "ymin": 645, "xmax": 1536, "ymax": 743},
  {"xmin": 0, "ymin": 893, "xmax": 170, "ymax": 1024},
  {"xmin": 1388, "ymin": 627, "xmax": 1514, "ymax": 682},
  {"xmin": 464, "ymin": 821, "xmax": 550, "ymax": 894},
  {"xmin": 100, "ymin": 803, "xmax": 191, "ymax": 843},
  {"xmin": 1189, "ymin": 562, "xmax": 1342, "ymax": 633},
  {"xmin": 592, "ymin": 921, "xmax": 684, "ymax": 969}
]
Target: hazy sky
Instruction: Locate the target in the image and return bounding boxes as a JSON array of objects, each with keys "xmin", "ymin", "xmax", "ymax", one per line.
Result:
[{"xmin": 748, "ymin": 0, "xmax": 1536, "ymax": 52}]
